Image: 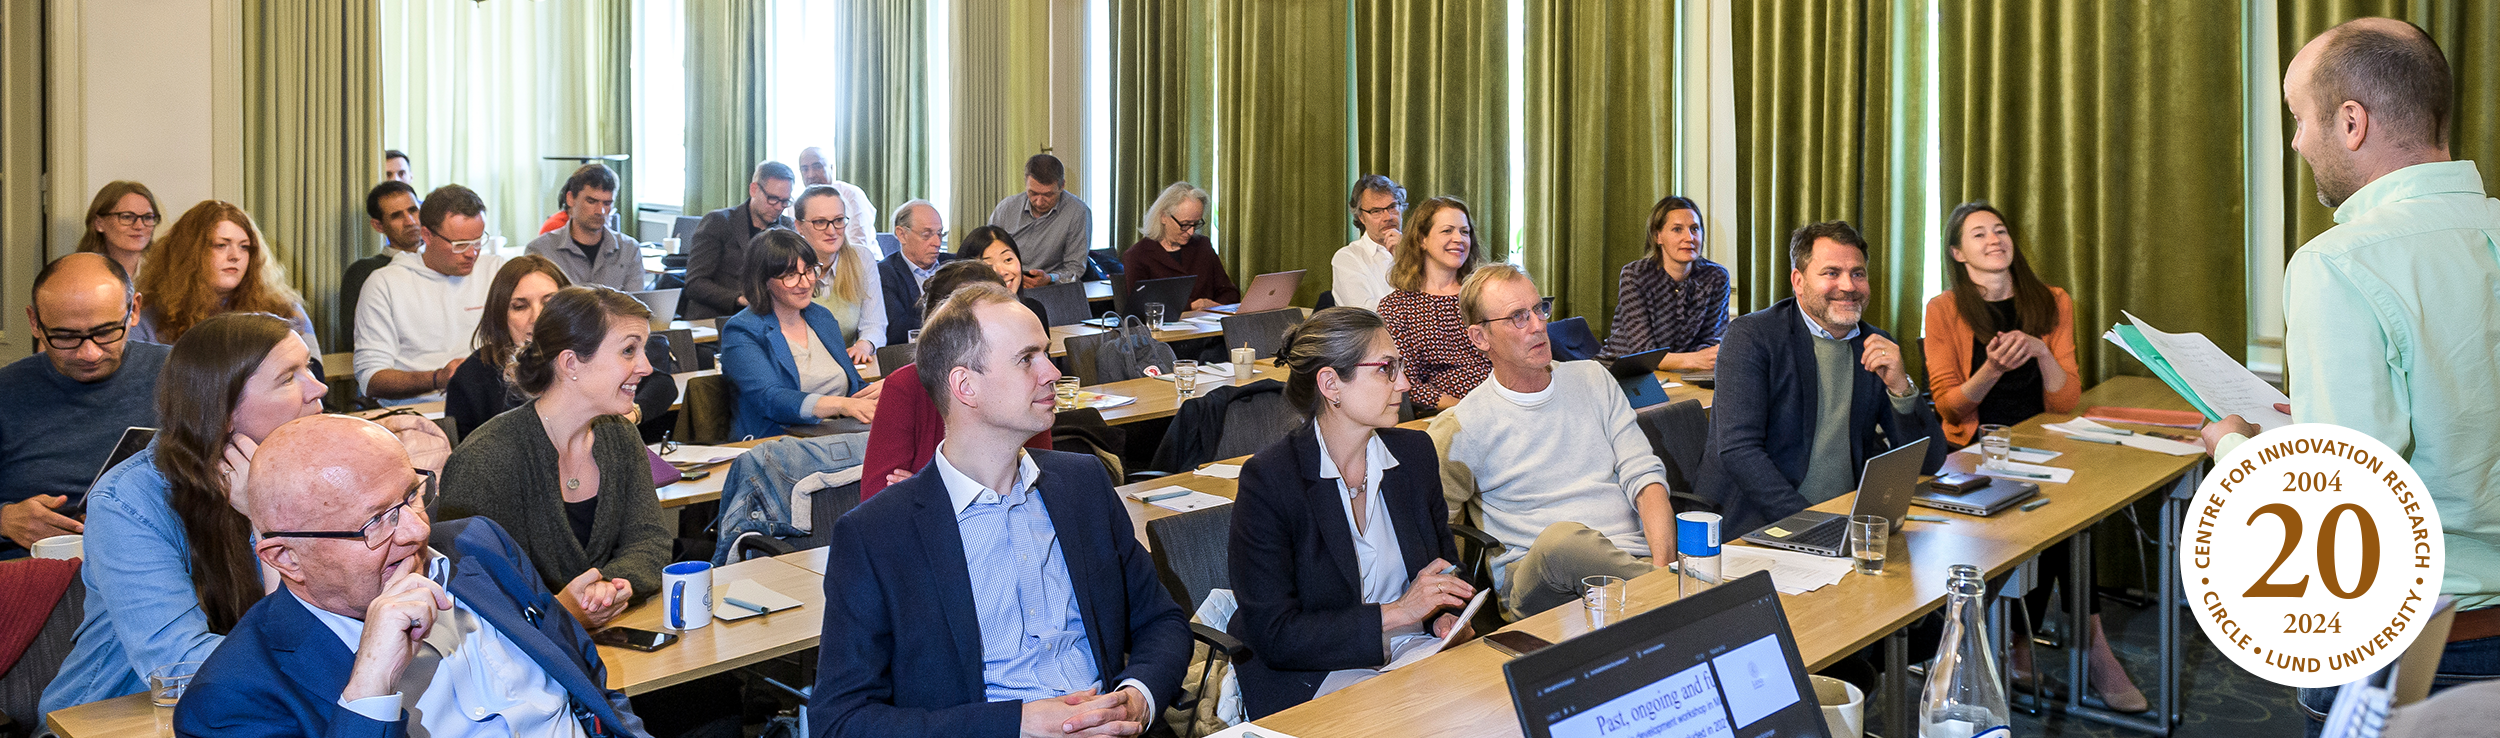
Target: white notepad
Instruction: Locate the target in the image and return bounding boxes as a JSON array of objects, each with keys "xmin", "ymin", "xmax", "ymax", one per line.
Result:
[{"xmin": 713, "ymin": 578, "xmax": 804, "ymax": 621}]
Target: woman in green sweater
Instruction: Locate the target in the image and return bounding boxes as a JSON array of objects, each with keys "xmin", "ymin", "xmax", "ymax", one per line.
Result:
[{"xmin": 439, "ymin": 285, "xmax": 671, "ymax": 629}]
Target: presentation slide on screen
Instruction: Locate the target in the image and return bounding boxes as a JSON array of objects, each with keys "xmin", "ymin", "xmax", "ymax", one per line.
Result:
[
  {"xmin": 1545, "ymin": 635, "xmax": 1801, "ymax": 738},
  {"xmin": 1709, "ymin": 635, "xmax": 1801, "ymax": 728}
]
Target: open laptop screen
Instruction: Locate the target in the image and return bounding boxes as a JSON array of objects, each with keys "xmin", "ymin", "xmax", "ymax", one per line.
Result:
[{"xmin": 1505, "ymin": 573, "xmax": 1828, "ymax": 738}]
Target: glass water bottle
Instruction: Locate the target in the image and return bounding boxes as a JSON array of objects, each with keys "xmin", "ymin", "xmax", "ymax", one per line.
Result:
[{"xmin": 1919, "ymin": 564, "xmax": 2010, "ymax": 738}]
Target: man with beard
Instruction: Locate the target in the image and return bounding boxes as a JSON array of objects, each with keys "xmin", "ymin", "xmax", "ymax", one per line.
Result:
[
  {"xmin": 341, "ymin": 180, "xmax": 423, "ymax": 346},
  {"xmin": 1697, "ymin": 220, "xmax": 1945, "ymax": 533}
]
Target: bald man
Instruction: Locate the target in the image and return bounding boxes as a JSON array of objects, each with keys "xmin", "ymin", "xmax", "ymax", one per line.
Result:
[
  {"xmin": 177, "ymin": 415, "xmax": 643, "ymax": 738},
  {"xmin": 2201, "ymin": 17, "xmax": 2500, "ymax": 718},
  {"xmin": 797, "ymin": 146, "xmax": 883, "ymax": 255},
  {"xmin": 0, "ymin": 253, "xmax": 167, "ymax": 555}
]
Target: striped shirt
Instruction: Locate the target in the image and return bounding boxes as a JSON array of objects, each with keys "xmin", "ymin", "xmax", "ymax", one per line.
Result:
[{"xmin": 1600, "ymin": 256, "xmax": 1729, "ymax": 359}]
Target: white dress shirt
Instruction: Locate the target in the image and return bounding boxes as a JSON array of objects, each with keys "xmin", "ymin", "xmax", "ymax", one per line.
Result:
[
  {"xmin": 354, "ymin": 250, "xmax": 503, "ymax": 405},
  {"xmin": 1330, "ymin": 234, "xmax": 1395, "ymax": 311},
  {"xmin": 1312, "ymin": 425, "xmax": 1435, "ymax": 696},
  {"xmin": 306, "ymin": 550, "xmax": 584, "ymax": 738}
]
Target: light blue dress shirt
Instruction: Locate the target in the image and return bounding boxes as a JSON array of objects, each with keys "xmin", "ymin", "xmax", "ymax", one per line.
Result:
[
  {"xmin": 310, "ymin": 550, "xmax": 584, "ymax": 738},
  {"xmin": 930, "ymin": 444, "xmax": 1156, "ymax": 714}
]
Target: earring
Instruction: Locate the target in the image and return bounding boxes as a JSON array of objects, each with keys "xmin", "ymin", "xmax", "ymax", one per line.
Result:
[
  {"xmin": 1328, "ymin": 396, "xmax": 1340, "ymax": 408},
  {"xmin": 569, "ymin": 374, "xmax": 579, "ymax": 382}
]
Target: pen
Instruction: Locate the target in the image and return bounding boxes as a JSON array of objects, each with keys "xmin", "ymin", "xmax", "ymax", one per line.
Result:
[
  {"xmin": 1136, "ymin": 489, "xmax": 1190, "ymax": 502},
  {"xmin": 724, "ymin": 597, "xmax": 773, "ymax": 614},
  {"xmin": 2076, "ymin": 426, "xmax": 2134, "ymax": 436},
  {"xmin": 2020, "ymin": 498, "xmax": 2054, "ymax": 512},
  {"xmin": 1994, "ymin": 469, "xmax": 2057, "ymax": 481},
  {"xmin": 1905, "ymin": 515, "xmax": 1949, "ymax": 523},
  {"xmin": 2064, "ymin": 434, "xmax": 2122, "ymax": 445},
  {"xmin": 2011, "ymin": 445, "xmax": 2056, "ymax": 456}
]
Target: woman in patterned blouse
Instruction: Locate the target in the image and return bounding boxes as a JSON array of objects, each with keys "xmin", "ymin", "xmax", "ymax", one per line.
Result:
[
  {"xmin": 1600, "ymin": 195, "xmax": 1729, "ymax": 367},
  {"xmin": 1376, "ymin": 196, "xmax": 1491, "ymax": 411}
]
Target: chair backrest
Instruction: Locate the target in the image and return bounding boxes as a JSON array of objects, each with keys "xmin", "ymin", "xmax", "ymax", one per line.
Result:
[
  {"xmin": 672, "ymin": 216, "xmax": 701, "ymax": 240},
  {"xmin": 1315, "ymin": 289, "xmax": 1337, "ymax": 310},
  {"xmin": 1089, "ymin": 247, "xmax": 1124, "ymax": 276},
  {"xmin": 1217, "ymin": 308, "xmax": 1302, "ymax": 361},
  {"xmin": 1060, "ymin": 330, "xmax": 1120, "ymax": 386},
  {"xmin": 1025, "ymin": 281, "xmax": 1091, "ymax": 327},
  {"xmin": 1145, "ymin": 505, "xmax": 1235, "ymax": 610},
  {"xmin": 875, "ymin": 343, "xmax": 916, "ymax": 377},
  {"xmin": 1546, "ymin": 316, "xmax": 1602, "ymax": 362},
  {"xmin": 657, "ymin": 327, "xmax": 697, "ymax": 371},
  {"xmin": 0, "ymin": 560, "xmax": 85, "ymax": 726},
  {"xmin": 1634, "ymin": 398, "xmax": 1714, "ymax": 512},
  {"xmin": 876, "ymin": 232, "xmax": 901, "ymax": 259},
  {"xmin": 1209, "ymin": 388, "xmax": 1302, "ymax": 461}
]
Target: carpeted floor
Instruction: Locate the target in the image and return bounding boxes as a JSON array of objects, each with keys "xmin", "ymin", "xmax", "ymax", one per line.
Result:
[{"xmin": 2004, "ymin": 599, "xmax": 2308, "ymax": 737}]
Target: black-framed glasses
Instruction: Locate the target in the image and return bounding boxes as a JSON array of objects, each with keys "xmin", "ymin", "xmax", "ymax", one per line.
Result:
[
  {"xmin": 799, "ymin": 216, "xmax": 851, "ymax": 232},
  {"xmin": 32, "ymin": 306, "xmax": 134, "ymax": 351},
  {"xmin": 759, "ymin": 192, "xmax": 792, "ymax": 210},
  {"xmin": 262, "ymin": 468, "xmax": 437, "ymax": 550},
  {"xmin": 1356, "ymin": 202, "xmax": 1406, "ymax": 217},
  {"xmin": 1472, "ymin": 303, "xmax": 1553, "ymax": 331},
  {"xmin": 103, "ymin": 211, "xmax": 162, "ymax": 228},
  {"xmin": 1169, "ymin": 216, "xmax": 1205, "ymax": 232}
]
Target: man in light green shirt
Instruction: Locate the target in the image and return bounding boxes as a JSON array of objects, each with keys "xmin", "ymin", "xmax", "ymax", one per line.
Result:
[{"xmin": 2206, "ymin": 17, "xmax": 2500, "ymax": 704}]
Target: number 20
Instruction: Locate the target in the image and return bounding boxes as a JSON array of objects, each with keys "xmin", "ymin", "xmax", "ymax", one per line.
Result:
[{"xmin": 2244, "ymin": 503, "xmax": 2381, "ymax": 600}]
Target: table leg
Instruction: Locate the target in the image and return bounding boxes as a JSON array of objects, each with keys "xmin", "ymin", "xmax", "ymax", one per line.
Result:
[
  {"xmin": 2057, "ymin": 469, "xmax": 2196, "ymax": 735},
  {"xmin": 1886, "ymin": 629, "xmax": 1910, "ymax": 738}
]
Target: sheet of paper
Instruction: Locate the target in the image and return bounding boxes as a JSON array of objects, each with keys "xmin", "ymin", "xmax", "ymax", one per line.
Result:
[
  {"xmin": 653, "ymin": 444, "xmax": 749, "ymax": 465},
  {"xmin": 1721, "ymin": 547, "xmax": 1853, "ymax": 594},
  {"xmin": 1954, "ymin": 443, "xmax": 2063, "ymax": 465},
  {"xmin": 1076, "ymin": 391, "xmax": 1137, "ymax": 409},
  {"xmin": 1975, "ymin": 460, "xmax": 2075, "ymax": 484},
  {"xmin": 2123, "ymin": 312, "xmax": 2294, "ymax": 430},
  {"xmin": 713, "ymin": 578, "xmax": 804, "ymax": 621},
  {"xmin": 2041, "ymin": 419, "xmax": 2205, "ymax": 456},
  {"xmin": 1197, "ymin": 463, "xmax": 1244, "ymax": 479},
  {"xmin": 1149, "ymin": 491, "xmax": 1233, "ymax": 513}
]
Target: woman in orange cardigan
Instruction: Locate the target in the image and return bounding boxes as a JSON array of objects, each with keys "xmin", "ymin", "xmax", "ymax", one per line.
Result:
[{"xmin": 1922, "ymin": 201, "xmax": 2142, "ymax": 712}]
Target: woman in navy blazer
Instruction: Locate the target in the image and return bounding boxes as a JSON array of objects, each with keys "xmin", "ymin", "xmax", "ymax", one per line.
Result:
[
  {"xmin": 719, "ymin": 229, "xmax": 879, "ymax": 440},
  {"xmin": 1229, "ymin": 307, "xmax": 1476, "ymax": 719}
]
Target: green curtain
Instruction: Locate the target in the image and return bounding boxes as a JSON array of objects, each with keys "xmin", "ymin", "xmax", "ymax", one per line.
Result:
[
  {"xmin": 1113, "ymin": 0, "xmax": 1216, "ymax": 250},
  {"xmin": 1940, "ymin": 1, "xmax": 2245, "ymax": 384},
  {"xmin": 1211, "ymin": 0, "xmax": 1351, "ymax": 306},
  {"xmin": 242, "ymin": 0, "xmax": 381, "ymax": 353},
  {"xmin": 596, "ymin": 1, "xmax": 636, "ymax": 226},
  {"xmin": 1732, "ymin": 0, "xmax": 1924, "ymax": 375},
  {"xmin": 2280, "ymin": 1, "xmax": 2500, "ymax": 259},
  {"xmin": 949, "ymin": 0, "xmax": 1055, "ymax": 237},
  {"xmin": 831, "ymin": 0, "xmax": 929, "ymax": 232},
  {"xmin": 1353, "ymin": 0, "xmax": 1509, "ymax": 261},
  {"xmin": 1521, "ymin": 0, "xmax": 1675, "ymax": 335},
  {"xmin": 685, "ymin": 0, "xmax": 770, "ymax": 214}
]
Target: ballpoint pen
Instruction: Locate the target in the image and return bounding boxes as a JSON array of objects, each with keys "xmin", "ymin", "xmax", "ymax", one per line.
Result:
[{"xmin": 1994, "ymin": 469, "xmax": 2056, "ymax": 481}]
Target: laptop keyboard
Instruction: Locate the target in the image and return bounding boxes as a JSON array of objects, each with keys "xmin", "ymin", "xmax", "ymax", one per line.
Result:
[{"xmin": 1788, "ymin": 519, "xmax": 1846, "ymax": 550}]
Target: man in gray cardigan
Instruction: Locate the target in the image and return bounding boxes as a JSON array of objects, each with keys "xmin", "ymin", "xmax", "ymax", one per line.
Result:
[{"xmin": 1429, "ymin": 264, "xmax": 1677, "ymax": 617}]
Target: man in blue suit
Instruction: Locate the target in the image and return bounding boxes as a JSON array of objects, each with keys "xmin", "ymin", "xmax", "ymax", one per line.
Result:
[
  {"xmin": 1697, "ymin": 220, "xmax": 1947, "ymax": 533},
  {"xmin": 177, "ymin": 415, "xmax": 644, "ymax": 738},
  {"xmin": 808, "ymin": 281, "xmax": 1191, "ymax": 738},
  {"xmin": 879, "ymin": 199, "xmax": 957, "ymax": 346}
]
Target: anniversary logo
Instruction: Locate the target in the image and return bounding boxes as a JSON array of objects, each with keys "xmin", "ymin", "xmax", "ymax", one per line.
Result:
[{"xmin": 2184, "ymin": 423, "xmax": 2446, "ymax": 689}]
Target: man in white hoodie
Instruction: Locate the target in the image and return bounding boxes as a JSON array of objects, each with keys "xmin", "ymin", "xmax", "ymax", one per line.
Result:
[{"xmin": 1429, "ymin": 264, "xmax": 1676, "ymax": 617}]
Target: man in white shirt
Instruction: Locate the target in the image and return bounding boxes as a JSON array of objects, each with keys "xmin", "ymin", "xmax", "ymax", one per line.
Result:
[
  {"xmin": 798, "ymin": 146, "xmax": 882, "ymax": 255},
  {"xmin": 1331, "ymin": 175, "xmax": 1406, "ymax": 311},
  {"xmin": 1429, "ymin": 264, "xmax": 1676, "ymax": 617},
  {"xmin": 176, "ymin": 414, "xmax": 641, "ymax": 738},
  {"xmin": 355, "ymin": 184, "xmax": 503, "ymax": 405}
]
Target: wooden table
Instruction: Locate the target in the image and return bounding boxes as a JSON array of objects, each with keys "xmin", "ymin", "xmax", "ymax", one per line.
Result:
[
  {"xmin": 1047, "ymin": 314, "xmax": 1227, "ymax": 357},
  {"xmin": 1250, "ymin": 377, "xmax": 2201, "ymax": 738},
  {"xmin": 1080, "ymin": 359, "xmax": 1289, "ymax": 425}
]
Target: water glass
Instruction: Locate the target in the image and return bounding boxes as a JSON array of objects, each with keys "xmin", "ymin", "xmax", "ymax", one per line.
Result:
[
  {"xmin": 1848, "ymin": 515, "xmax": 1889, "ymax": 575},
  {"xmin": 1144, "ymin": 303, "xmax": 1167, "ymax": 330},
  {"xmin": 1174, "ymin": 359, "xmax": 1200, "ymax": 399},
  {"xmin": 151, "ymin": 661, "xmax": 202, "ymax": 736},
  {"xmin": 1582, "ymin": 575, "xmax": 1629, "ymax": 628},
  {"xmin": 1231, "ymin": 346, "xmax": 1258, "ymax": 383},
  {"xmin": 1054, "ymin": 376, "xmax": 1081, "ymax": 411},
  {"xmin": 1978, "ymin": 424, "xmax": 2013, "ymax": 469}
]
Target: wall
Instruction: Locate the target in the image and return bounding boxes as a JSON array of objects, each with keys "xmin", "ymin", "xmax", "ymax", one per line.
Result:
[{"xmin": 47, "ymin": 0, "xmax": 241, "ymax": 256}]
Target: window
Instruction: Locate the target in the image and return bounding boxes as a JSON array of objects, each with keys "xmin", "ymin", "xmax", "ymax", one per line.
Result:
[
  {"xmin": 767, "ymin": 0, "xmax": 844, "ymax": 168},
  {"xmin": 635, "ymin": 0, "xmax": 687, "ymax": 209}
]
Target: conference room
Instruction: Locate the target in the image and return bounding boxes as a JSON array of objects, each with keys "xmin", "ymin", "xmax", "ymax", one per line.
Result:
[{"xmin": 3, "ymin": 2, "xmax": 2496, "ymax": 738}]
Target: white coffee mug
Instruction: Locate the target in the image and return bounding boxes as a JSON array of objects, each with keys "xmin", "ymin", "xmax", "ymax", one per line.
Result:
[
  {"xmin": 1810, "ymin": 675, "xmax": 1865, "ymax": 738},
  {"xmin": 662, "ymin": 236, "xmax": 683, "ymax": 254},
  {"xmin": 662, "ymin": 561, "xmax": 713, "ymax": 629},
  {"xmin": 32, "ymin": 534, "xmax": 83, "ymax": 560}
]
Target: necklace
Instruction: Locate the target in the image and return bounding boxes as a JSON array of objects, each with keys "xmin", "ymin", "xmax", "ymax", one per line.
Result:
[{"xmin": 566, "ymin": 478, "xmax": 581, "ymax": 490}]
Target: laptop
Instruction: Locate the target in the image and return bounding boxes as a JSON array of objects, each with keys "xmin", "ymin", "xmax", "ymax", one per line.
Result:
[
  {"xmin": 1604, "ymin": 346, "xmax": 1673, "ymax": 378},
  {"xmin": 1088, "ymin": 275, "xmax": 1199, "ymax": 327},
  {"xmin": 64, "ymin": 427, "xmax": 156, "ymax": 517},
  {"xmin": 1504, "ymin": 572, "xmax": 1830, "ymax": 738},
  {"xmin": 1618, "ymin": 372, "xmax": 1671, "ymax": 409},
  {"xmin": 1203, "ymin": 270, "xmax": 1303, "ymax": 314},
  {"xmin": 1739, "ymin": 437, "xmax": 1931, "ymax": 556},
  {"xmin": 1912, "ymin": 476, "xmax": 2039, "ymax": 516},
  {"xmin": 625, "ymin": 289, "xmax": 682, "ymax": 329}
]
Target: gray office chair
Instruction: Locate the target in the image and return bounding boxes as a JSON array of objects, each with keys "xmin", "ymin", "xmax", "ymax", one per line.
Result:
[
  {"xmin": 875, "ymin": 342, "xmax": 916, "ymax": 375},
  {"xmin": 1216, "ymin": 308, "xmax": 1302, "ymax": 361},
  {"xmin": 1144, "ymin": 506, "xmax": 1248, "ymax": 720},
  {"xmin": 1634, "ymin": 398, "xmax": 1717, "ymax": 514},
  {"xmin": 876, "ymin": 232, "xmax": 901, "ymax": 259},
  {"xmin": 1025, "ymin": 282, "xmax": 1091, "ymax": 327}
]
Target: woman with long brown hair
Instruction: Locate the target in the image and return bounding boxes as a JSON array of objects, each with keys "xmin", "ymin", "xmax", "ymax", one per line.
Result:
[
  {"xmin": 76, "ymin": 181, "xmax": 163, "ymax": 279},
  {"xmin": 129, "ymin": 201, "xmax": 317, "ymax": 352},
  {"xmin": 442, "ymin": 255, "xmax": 681, "ymax": 437}
]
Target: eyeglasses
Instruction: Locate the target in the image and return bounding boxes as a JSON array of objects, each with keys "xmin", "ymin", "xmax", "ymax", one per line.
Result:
[
  {"xmin": 262, "ymin": 469, "xmax": 437, "ymax": 550},
  {"xmin": 774, "ymin": 269, "xmax": 820, "ymax": 287},
  {"xmin": 1472, "ymin": 303, "xmax": 1553, "ymax": 331},
  {"xmin": 758, "ymin": 192, "xmax": 792, "ymax": 210},
  {"xmin": 1349, "ymin": 358, "xmax": 1404, "ymax": 380},
  {"xmin": 103, "ymin": 211, "xmax": 162, "ymax": 228},
  {"xmin": 907, "ymin": 226, "xmax": 949, "ymax": 242},
  {"xmin": 1169, "ymin": 216, "xmax": 1205, "ymax": 232},
  {"xmin": 1356, "ymin": 203, "xmax": 1406, "ymax": 217},
  {"xmin": 438, "ymin": 234, "xmax": 499, "ymax": 254},
  {"xmin": 33, "ymin": 307, "xmax": 134, "ymax": 351},
  {"xmin": 799, "ymin": 216, "xmax": 852, "ymax": 232}
]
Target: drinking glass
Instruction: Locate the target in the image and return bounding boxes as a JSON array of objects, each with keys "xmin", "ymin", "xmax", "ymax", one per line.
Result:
[
  {"xmin": 1144, "ymin": 303, "xmax": 1167, "ymax": 330},
  {"xmin": 1849, "ymin": 515, "xmax": 1889, "ymax": 575},
  {"xmin": 1174, "ymin": 359, "xmax": 1200, "ymax": 399},
  {"xmin": 1979, "ymin": 424, "xmax": 2013, "ymax": 469},
  {"xmin": 1582, "ymin": 575, "xmax": 1629, "ymax": 628},
  {"xmin": 150, "ymin": 661, "xmax": 202, "ymax": 737},
  {"xmin": 1054, "ymin": 376, "xmax": 1081, "ymax": 411}
]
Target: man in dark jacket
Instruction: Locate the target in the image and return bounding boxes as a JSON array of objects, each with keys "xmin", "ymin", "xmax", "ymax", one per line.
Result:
[
  {"xmin": 683, "ymin": 161, "xmax": 797, "ymax": 319},
  {"xmin": 879, "ymin": 199, "xmax": 956, "ymax": 345}
]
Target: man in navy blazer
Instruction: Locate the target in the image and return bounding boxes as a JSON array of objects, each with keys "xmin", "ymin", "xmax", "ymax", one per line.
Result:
[
  {"xmin": 808, "ymin": 282, "xmax": 1190, "ymax": 738},
  {"xmin": 879, "ymin": 199, "xmax": 958, "ymax": 346},
  {"xmin": 177, "ymin": 415, "xmax": 643, "ymax": 738},
  {"xmin": 1697, "ymin": 221, "xmax": 1947, "ymax": 533}
]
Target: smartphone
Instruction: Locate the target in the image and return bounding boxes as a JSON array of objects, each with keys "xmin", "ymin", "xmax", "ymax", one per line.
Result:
[
  {"xmin": 592, "ymin": 627, "xmax": 679, "ymax": 652},
  {"xmin": 1482, "ymin": 631, "xmax": 1555, "ymax": 658},
  {"xmin": 1928, "ymin": 472, "xmax": 1990, "ymax": 494}
]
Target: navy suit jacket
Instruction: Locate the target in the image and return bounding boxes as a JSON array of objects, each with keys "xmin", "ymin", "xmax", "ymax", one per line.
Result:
[
  {"xmin": 174, "ymin": 518, "xmax": 643, "ymax": 738},
  {"xmin": 719, "ymin": 304, "xmax": 868, "ymax": 440},
  {"xmin": 1696, "ymin": 297, "xmax": 1947, "ymax": 533},
  {"xmin": 1228, "ymin": 426, "xmax": 1455, "ymax": 719},
  {"xmin": 807, "ymin": 448, "xmax": 1193, "ymax": 738},
  {"xmin": 877, "ymin": 251, "xmax": 957, "ymax": 346}
]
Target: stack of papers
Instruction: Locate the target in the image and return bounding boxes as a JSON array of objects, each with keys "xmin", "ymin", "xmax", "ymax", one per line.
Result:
[
  {"xmin": 2103, "ymin": 312, "xmax": 2292, "ymax": 430},
  {"xmin": 652, "ymin": 444, "xmax": 749, "ymax": 466},
  {"xmin": 1720, "ymin": 547, "xmax": 1855, "ymax": 594},
  {"xmin": 1073, "ymin": 391, "xmax": 1137, "ymax": 409},
  {"xmin": 1197, "ymin": 462, "xmax": 1244, "ymax": 479},
  {"xmin": 2041, "ymin": 417, "xmax": 2205, "ymax": 456}
]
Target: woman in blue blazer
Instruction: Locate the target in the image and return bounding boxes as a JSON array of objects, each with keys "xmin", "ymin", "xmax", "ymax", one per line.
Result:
[
  {"xmin": 719, "ymin": 229, "xmax": 879, "ymax": 440},
  {"xmin": 1228, "ymin": 307, "xmax": 1476, "ymax": 719}
]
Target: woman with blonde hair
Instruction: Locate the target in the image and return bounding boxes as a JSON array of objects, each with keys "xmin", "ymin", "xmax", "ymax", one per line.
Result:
[
  {"xmin": 130, "ymin": 201, "xmax": 317, "ymax": 352},
  {"xmin": 78, "ymin": 181, "xmax": 163, "ymax": 279},
  {"xmin": 1121, "ymin": 181, "xmax": 1240, "ymax": 309},
  {"xmin": 793, "ymin": 184, "xmax": 888, "ymax": 364}
]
